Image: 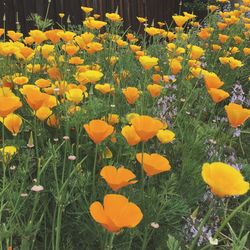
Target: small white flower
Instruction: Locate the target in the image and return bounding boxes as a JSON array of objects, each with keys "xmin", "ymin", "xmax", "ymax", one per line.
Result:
[
  {"xmin": 68, "ymin": 155, "xmax": 76, "ymax": 161},
  {"xmin": 31, "ymin": 185, "xmax": 44, "ymax": 192},
  {"xmin": 54, "ymin": 138, "xmax": 59, "ymax": 142},
  {"xmin": 150, "ymin": 222, "xmax": 160, "ymax": 229},
  {"xmin": 10, "ymin": 165, "xmax": 16, "ymax": 170},
  {"xmin": 209, "ymin": 237, "xmax": 218, "ymax": 246},
  {"xmin": 63, "ymin": 136, "xmax": 70, "ymax": 140},
  {"xmin": 20, "ymin": 193, "xmax": 28, "ymax": 197}
]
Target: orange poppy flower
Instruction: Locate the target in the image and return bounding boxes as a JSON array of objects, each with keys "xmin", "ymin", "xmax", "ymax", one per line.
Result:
[
  {"xmin": 131, "ymin": 115, "xmax": 163, "ymax": 141},
  {"xmin": 100, "ymin": 166, "xmax": 137, "ymax": 191},
  {"xmin": 218, "ymin": 34, "xmax": 229, "ymax": 43},
  {"xmin": 83, "ymin": 120, "xmax": 114, "ymax": 144},
  {"xmin": 89, "ymin": 194, "xmax": 143, "ymax": 232},
  {"xmin": 225, "ymin": 103, "xmax": 250, "ymax": 128},
  {"xmin": 13, "ymin": 76, "xmax": 29, "ymax": 86},
  {"xmin": 22, "ymin": 87, "xmax": 53, "ymax": 111},
  {"xmin": 62, "ymin": 44, "xmax": 79, "ymax": 56},
  {"xmin": 7, "ymin": 31, "xmax": 23, "ymax": 42},
  {"xmin": 17, "ymin": 47, "xmax": 34, "ymax": 60},
  {"xmin": 147, "ymin": 84, "xmax": 163, "ymax": 97},
  {"xmin": 45, "ymin": 29, "xmax": 62, "ymax": 44},
  {"xmin": 0, "ymin": 113, "xmax": 22, "ymax": 135},
  {"xmin": 0, "ymin": 96, "xmax": 22, "ymax": 118},
  {"xmin": 122, "ymin": 87, "xmax": 140, "ymax": 104},
  {"xmin": 57, "ymin": 31, "xmax": 76, "ymax": 42},
  {"xmin": 136, "ymin": 153, "xmax": 171, "ymax": 176},
  {"xmin": 47, "ymin": 67, "xmax": 62, "ymax": 81},
  {"xmin": 198, "ymin": 28, "xmax": 211, "ymax": 40},
  {"xmin": 121, "ymin": 125, "xmax": 141, "ymax": 146},
  {"xmin": 203, "ymin": 72, "xmax": 224, "ymax": 89},
  {"xmin": 207, "ymin": 88, "xmax": 230, "ymax": 103},
  {"xmin": 35, "ymin": 79, "xmax": 51, "ymax": 88},
  {"xmin": 0, "ymin": 29, "xmax": 4, "ymax": 37},
  {"xmin": 169, "ymin": 58, "xmax": 182, "ymax": 75},
  {"xmin": 47, "ymin": 114, "xmax": 59, "ymax": 128}
]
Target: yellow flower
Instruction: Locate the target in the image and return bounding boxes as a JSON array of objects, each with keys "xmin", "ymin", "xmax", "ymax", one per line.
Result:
[
  {"xmin": 121, "ymin": 125, "xmax": 141, "ymax": 146},
  {"xmin": 0, "ymin": 113, "xmax": 22, "ymax": 136},
  {"xmin": 144, "ymin": 27, "xmax": 161, "ymax": 36},
  {"xmin": 66, "ymin": 89, "xmax": 83, "ymax": 104},
  {"xmin": 68, "ymin": 56, "xmax": 84, "ymax": 65},
  {"xmin": 243, "ymin": 48, "xmax": 250, "ymax": 55},
  {"xmin": 137, "ymin": 17, "xmax": 148, "ymax": 23},
  {"xmin": 77, "ymin": 70, "xmax": 103, "ymax": 84},
  {"xmin": 57, "ymin": 31, "xmax": 76, "ymax": 42},
  {"xmin": 126, "ymin": 113, "xmax": 140, "ymax": 124},
  {"xmin": 183, "ymin": 12, "xmax": 197, "ymax": 19},
  {"xmin": 105, "ymin": 13, "xmax": 123, "ymax": 22},
  {"xmin": 169, "ymin": 58, "xmax": 182, "ymax": 75},
  {"xmin": 83, "ymin": 17, "xmax": 107, "ymax": 30},
  {"xmin": 95, "ymin": 83, "xmax": 114, "ymax": 94},
  {"xmin": 188, "ymin": 45, "xmax": 204, "ymax": 60},
  {"xmin": 202, "ymin": 162, "xmax": 249, "ymax": 197},
  {"xmin": 29, "ymin": 30, "xmax": 47, "ymax": 44},
  {"xmin": 104, "ymin": 114, "xmax": 120, "ymax": 125},
  {"xmin": 81, "ymin": 6, "xmax": 93, "ymax": 13},
  {"xmin": 35, "ymin": 107, "xmax": 52, "ymax": 121},
  {"xmin": 139, "ymin": 56, "xmax": 158, "ymax": 70},
  {"xmin": 0, "ymin": 146, "xmax": 17, "ymax": 161},
  {"xmin": 59, "ymin": 13, "xmax": 65, "ymax": 18},
  {"xmin": 116, "ymin": 39, "xmax": 128, "ymax": 47},
  {"xmin": 172, "ymin": 15, "xmax": 189, "ymax": 27},
  {"xmin": 156, "ymin": 129, "xmax": 175, "ymax": 144},
  {"xmin": 229, "ymin": 57, "xmax": 244, "ymax": 69}
]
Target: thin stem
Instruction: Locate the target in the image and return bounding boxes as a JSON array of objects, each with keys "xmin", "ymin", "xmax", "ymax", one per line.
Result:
[
  {"xmin": 43, "ymin": 0, "xmax": 51, "ymax": 30},
  {"xmin": 190, "ymin": 202, "xmax": 214, "ymax": 250},
  {"xmin": 0, "ymin": 120, "xmax": 6, "ymax": 225},
  {"xmin": 33, "ymin": 117, "xmax": 39, "ymax": 159},
  {"xmin": 141, "ymin": 142, "xmax": 145, "ymax": 191},
  {"xmin": 105, "ymin": 233, "xmax": 115, "ymax": 250},
  {"xmin": 91, "ymin": 144, "xmax": 98, "ymax": 200},
  {"xmin": 55, "ymin": 204, "xmax": 63, "ymax": 250},
  {"xmin": 214, "ymin": 196, "xmax": 250, "ymax": 239}
]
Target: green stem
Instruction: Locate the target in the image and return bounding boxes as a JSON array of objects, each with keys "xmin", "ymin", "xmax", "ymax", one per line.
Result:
[
  {"xmin": 55, "ymin": 204, "xmax": 63, "ymax": 250},
  {"xmin": 214, "ymin": 196, "xmax": 250, "ymax": 239},
  {"xmin": 141, "ymin": 142, "xmax": 145, "ymax": 191},
  {"xmin": 190, "ymin": 202, "xmax": 214, "ymax": 250},
  {"xmin": 105, "ymin": 233, "xmax": 115, "ymax": 250},
  {"xmin": 0, "ymin": 120, "xmax": 6, "ymax": 224},
  {"xmin": 33, "ymin": 117, "xmax": 39, "ymax": 159},
  {"xmin": 91, "ymin": 144, "xmax": 98, "ymax": 200},
  {"xmin": 43, "ymin": 0, "xmax": 51, "ymax": 30}
]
